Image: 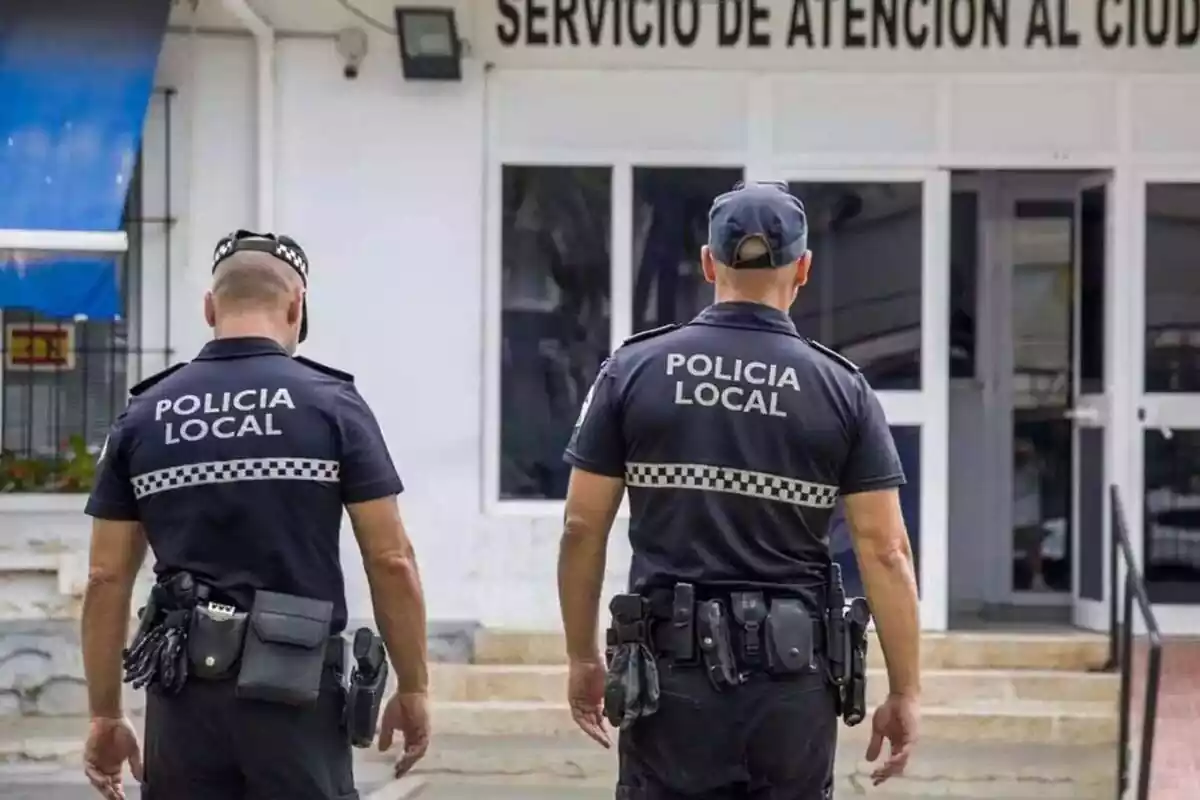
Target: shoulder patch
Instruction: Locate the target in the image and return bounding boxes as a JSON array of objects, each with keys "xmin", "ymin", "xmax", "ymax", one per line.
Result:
[
  {"xmin": 294, "ymin": 355, "xmax": 354, "ymax": 382},
  {"xmin": 805, "ymin": 339, "xmax": 860, "ymax": 372},
  {"xmin": 619, "ymin": 323, "xmax": 680, "ymax": 348},
  {"xmin": 129, "ymin": 363, "xmax": 188, "ymax": 396}
]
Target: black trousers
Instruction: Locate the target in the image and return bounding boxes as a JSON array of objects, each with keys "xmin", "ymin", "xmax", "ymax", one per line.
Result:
[
  {"xmin": 617, "ymin": 663, "xmax": 837, "ymax": 800},
  {"xmin": 142, "ymin": 673, "xmax": 357, "ymax": 800}
]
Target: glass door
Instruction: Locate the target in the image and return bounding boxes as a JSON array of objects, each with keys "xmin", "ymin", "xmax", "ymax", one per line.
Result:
[
  {"xmin": 1136, "ymin": 175, "xmax": 1200, "ymax": 620},
  {"xmin": 996, "ymin": 173, "xmax": 1111, "ymax": 630},
  {"xmin": 1071, "ymin": 175, "xmax": 1111, "ymax": 631},
  {"xmin": 778, "ymin": 169, "xmax": 950, "ymax": 630}
]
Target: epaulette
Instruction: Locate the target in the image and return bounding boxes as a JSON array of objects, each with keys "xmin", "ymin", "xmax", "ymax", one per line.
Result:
[
  {"xmin": 294, "ymin": 355, "xmax": 354, "ymax": 382},
  {"xmin": 805, "ymin": 338, "xmax": 860, "ymax": 372},
  {"xmin": 129, "ymin": 363, "xmax": 188, "ymax": 396},
  {"xmin": 618, "ymin": 323, "xmax": 680, "ymax": 348}
]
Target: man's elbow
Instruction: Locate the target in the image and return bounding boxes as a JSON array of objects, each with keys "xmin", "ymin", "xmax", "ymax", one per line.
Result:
[
  {"xmin": 364, "ymin": 544, "xmax": 420, "ymax": 581},
  {"xmin": 84, "ymin": 566, "xmax": 134, "ymax": 595},
  {"xmin": 858, "ymin": 536, "xmax": 912, "ymax": 571}
]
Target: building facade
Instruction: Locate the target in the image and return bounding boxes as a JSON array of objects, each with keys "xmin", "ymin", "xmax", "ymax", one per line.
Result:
[{"xmin": 2, "ymin": 0, "xmax": 1200, "ymax": 636}]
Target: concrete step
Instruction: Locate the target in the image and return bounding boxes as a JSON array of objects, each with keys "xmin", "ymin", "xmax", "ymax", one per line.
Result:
[
  {"xmin": 429, "ymin": 699, "xmax": 1117, "ymax": 746},
  {"xmin": 430, "ymin": 664, "xmax": 1119, "ymax": 707},
  {"xmin": 473, "ymin": 630, "xmax": 1110, "ymax": 672},
  {"xmin": 374, "ymin": 735, "xmax": 1117, "ymax": 799}
]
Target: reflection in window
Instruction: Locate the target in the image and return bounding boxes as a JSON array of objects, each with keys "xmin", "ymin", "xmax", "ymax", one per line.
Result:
[
  {"xmin": 1145, "ymin": 183, "xmax": 1200, "ymax": 392},
  {"xmin": 1011, "ymin": 420, "xmax": 1072, "ymax": 593},
  {"xmin": 829, "ymin": 425, "xmax": 921, "ymax": 597},
  {"xmin": 632, "ymin": 167, "xmax": 742, "ymax": 332},
  {"xmin": 1144, "ymin": 430, "xmax": 1200, "ymax": 601},
  {"xmin": 787, "ymin": 182, "xmax": 923, "ymax": 390},
  {"xmin": 499, "ymin": 166, "xmax": 612, "ymax": 500},
  {"xmin": 949, "ymin": 191, "xmax": 978, "ymax": 379},
  {"xmin": 1079, "ymin": 186, "xmax": 1106, "ymax": 394}
]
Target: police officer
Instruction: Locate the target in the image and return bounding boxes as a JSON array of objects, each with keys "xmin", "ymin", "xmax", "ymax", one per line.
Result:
[
  {"xmin": 80, "ymin": 231, "xmax": 430, "ymax": 800},
  {"xmin": 557, "ymin": 182, "xmax": 922, "ymax": 798}
]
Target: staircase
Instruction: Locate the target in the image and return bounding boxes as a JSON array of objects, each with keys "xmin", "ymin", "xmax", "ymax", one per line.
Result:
[{"xmin": 395, "ymin": 628, "xmax": 1120, "ymax": 798}]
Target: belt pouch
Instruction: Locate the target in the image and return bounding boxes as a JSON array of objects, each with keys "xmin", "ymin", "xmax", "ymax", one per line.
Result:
[
  {"xmin": 696, "ymin": 600, "xmax": 739, "ymax": 690},
  {"xmin": 236, "ymin": 590, "xmax": 333, "ymax": 706},
  {"xmin": 764, "ymin": 599, "xmax": 817, "ymax": 676},
  {"xmin": 730, "ymin": 592, "xmax": 767, "ymax": 667},
  {"xmin": 671, "ymin": 583, "xmax": 696, "ymax": 662},
  {"xmin": 187, "ymin": 603, "xmax": 248, "ymax": 680}
]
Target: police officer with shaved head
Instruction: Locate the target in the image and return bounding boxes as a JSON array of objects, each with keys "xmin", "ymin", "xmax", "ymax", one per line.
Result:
[
  {"xmin": 557, "ymin": 182, "xmax": 922, "ymax": 798},
  {"xmin": 80, "ymin": 231, "xmax": 430, "ymax": 800}
]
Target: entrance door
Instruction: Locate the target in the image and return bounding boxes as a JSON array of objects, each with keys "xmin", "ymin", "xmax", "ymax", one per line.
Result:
[
  {"xmin": 980, "ymin": 172, "xmax": 1111, "ymax": 627},
  {"xmin": 1135, "ymin": 173, "xmax": 1200, "ymax": 631}
]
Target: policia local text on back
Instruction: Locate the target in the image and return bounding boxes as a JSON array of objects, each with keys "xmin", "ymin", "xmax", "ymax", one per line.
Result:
[
  {"xmin": 80, "ymin": 231, "xmax": 430, "ymax": 800},
  {"xmin": 558, "ymin": 182, "xmax": 922, "ymax": 799}
]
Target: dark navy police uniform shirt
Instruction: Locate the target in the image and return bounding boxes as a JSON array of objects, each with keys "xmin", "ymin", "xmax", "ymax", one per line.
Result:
[
  {"xmin": 565, "ymin": 302, "xmax": 905, "ymax": 603},
  {"xmin": 85, "ymin": 337, "xmax": 403, "ymax": 632}
]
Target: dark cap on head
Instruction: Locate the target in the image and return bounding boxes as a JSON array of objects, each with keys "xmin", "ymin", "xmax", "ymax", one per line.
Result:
[{"xmin": 707, "ymin": 181, "xmax": 809, "ymax": 269}]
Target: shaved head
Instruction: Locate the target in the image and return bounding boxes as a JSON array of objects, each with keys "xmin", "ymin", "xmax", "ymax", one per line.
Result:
[
  {"xmin": 204, "ymin": 250, "xmax": 305, "ymax": 352},
  {"xmin": 211, "ymin": 251, "xmax": 303, "ymax": 312}
]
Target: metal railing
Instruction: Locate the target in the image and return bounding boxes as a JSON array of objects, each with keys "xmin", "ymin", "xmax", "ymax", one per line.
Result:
[{"xmin": 1097, "ymin": 485, "xmax": 1164, "ymax": 800}]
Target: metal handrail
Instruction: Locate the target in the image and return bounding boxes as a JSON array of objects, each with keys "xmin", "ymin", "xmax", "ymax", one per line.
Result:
[{"xmin": 1097, "ymin": 485, "xmax": 1164, "ymax": 800}]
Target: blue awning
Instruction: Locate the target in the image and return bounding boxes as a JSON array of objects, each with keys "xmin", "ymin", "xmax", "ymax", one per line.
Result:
[{"xmin": 0, "ymin": 0, "xmax": 169, "ymax": 318}]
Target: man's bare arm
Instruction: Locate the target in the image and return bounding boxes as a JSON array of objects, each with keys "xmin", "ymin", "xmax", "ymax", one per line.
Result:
[
  {"xmin": 81, "ymin": 520, "xmax": 147, "ymax": 718},
  {"xmin": 559, "ymin": 469, "xmax": 625, "ymax": 662},
  {"xmin": 346, "ymin": 498, "xmax": 428, "ymax": 693},
  {"xmin": 842, "ymin": 489, "xmax": 920, "ymax": 698}
]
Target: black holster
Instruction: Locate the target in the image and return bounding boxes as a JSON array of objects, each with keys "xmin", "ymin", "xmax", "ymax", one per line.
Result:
[
  {"xmin": 696, "ymin": 599, "xmax": 740, "ymax": 691},
  {"xmin": 344, "ymin": 628, "xmax": 389, "ymax": 748},
  {"xmin": 604, "ymin": 595, "xmax": 661, "ymax": 730},
  {"xmin": 842, "ymin": 597, "xmax": 872, "ymax": 726}
]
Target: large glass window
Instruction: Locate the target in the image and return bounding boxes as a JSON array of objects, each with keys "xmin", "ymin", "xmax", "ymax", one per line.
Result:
[
  {"xmin": 830, "ymin": 425, "xmax": 922, "ymax": 597},
  {"xmin": 787, "ymin": 182, "xmax": 923, "ymax": 390},
  {"xmin": 1145, "ymin": 183, "xmax": 1200, "ymax": 393},
  {"xmin": 1144, "ymin": 429, "xmax": 1200, "ymax": 602},
  {"xmin": 631, "ymin": 167, "xmax": 743, "ymax": 332},
  {"xmin": 499, "ymin": 165, "xmax": 612, "ymax": 500}
]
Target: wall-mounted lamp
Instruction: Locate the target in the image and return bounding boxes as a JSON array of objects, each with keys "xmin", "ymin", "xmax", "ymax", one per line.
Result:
[{"xmin": 393, "ymin": 6, "xmax": 461, "ymax": 81}]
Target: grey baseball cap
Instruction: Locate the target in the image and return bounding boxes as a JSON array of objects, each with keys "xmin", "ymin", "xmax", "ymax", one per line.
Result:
[{"xmin": 707, "ymin": 180, "xmax": 809, "ymax": 269}]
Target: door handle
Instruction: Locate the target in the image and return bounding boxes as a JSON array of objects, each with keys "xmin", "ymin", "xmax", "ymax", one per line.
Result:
[{"xmin": 1063, "ymin": 407, "xmax": 1102, "ymax": 424}]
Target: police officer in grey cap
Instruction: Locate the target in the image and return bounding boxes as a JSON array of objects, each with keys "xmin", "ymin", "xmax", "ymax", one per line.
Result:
[
  {"xmin": 80, "ymin": 231, "xmax": 430, "ymax": 799},
  {"xmin": 557, "ymin": 182, "xmax": 921, "ymax": 798}
]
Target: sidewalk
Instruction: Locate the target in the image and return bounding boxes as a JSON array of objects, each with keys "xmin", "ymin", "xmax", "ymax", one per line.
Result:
[{"xmin": 1135, "ymin": 638, "xmax": 1200, "ymax": 800}]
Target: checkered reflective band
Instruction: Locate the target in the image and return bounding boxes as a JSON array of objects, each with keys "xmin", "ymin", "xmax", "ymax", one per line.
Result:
[
  {"xmin": 131, "ymin": 458, "xmax": 340, "ymax": 499},
  {"xmin": 625, "ymin": 463, "xmax": 839, "ymax": 509}
]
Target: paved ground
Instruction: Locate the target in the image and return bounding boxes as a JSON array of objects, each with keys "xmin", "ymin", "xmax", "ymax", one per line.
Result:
[{"xmin": 1134, "ymin": 638, "xmax": 1200, "ymax": 800}]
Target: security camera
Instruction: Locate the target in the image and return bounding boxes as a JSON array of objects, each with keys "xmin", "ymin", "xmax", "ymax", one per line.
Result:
[{"xmin": 336, "ymin": 27, "xmax": 368, "ymax": 80}]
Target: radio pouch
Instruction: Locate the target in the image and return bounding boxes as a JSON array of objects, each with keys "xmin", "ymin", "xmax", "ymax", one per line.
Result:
[
  {"xmin": 236, "ymin": 591, "xmax": 333, "ymax": 706},
  {"xmin": 730, "ymin": 592, "xmax": 767, "ymax": 667},
  {"xmin": 188, "ymin": 602, "xmax": 248, "ymax": 680},
  {"xmin": 764, "ymin": 599, "xmax": 817, "ymax": 676}
]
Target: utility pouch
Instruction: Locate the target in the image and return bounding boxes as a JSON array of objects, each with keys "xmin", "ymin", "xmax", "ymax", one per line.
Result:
[
  {"xmin": 670, "ymin": 583, "xmax": 696, "ymax": 662},
  {"xmin": 187, "ymin": 602, "xmax": 248, "ymax": 680},
  {"xmin": 604, "ymin": 595, "xmax": 660, "ymax": 730},
  {"xmin": 730, "ymin": 592, "xmax": 767, "ymax": 667},
  {"xmin": 764, "ymin": 599, "xmax": 817, "ymax": 676},
  {"xmin": 236, "ymin": 590, "xmax": 333, "ymax": 706},
  {"xmin": 696, "ymin": 600, "xmax": 739, "ymax": 690}
]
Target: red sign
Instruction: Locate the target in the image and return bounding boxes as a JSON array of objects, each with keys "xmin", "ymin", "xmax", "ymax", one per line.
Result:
[{"xmin": 5, "ymin": 323, "xmax": 76, "ymax": 371}]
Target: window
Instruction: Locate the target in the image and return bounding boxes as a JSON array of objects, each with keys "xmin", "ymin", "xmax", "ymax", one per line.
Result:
[
  {"xmin": 787, "ymin": 182, "xmax": 924, "ymax": 390},
  {"xmin": 1145, "ymin": 183, "xmax": 1200, "ymax": 393},
  {"xmin": 631, "ymin": 167, "xmax": 742, "ymax": 332},
  {"xmin": 1144, "ymin": 429, "xmax": 1200, "ymax": 602},
  {"xmin": 949, "ymin": 191, "xmax": 979, "ymax": 379},
  {"xmin": 499, "ymin": 165, "xmax": 612, "ymax": 500},
  {"xmin": 0, "ymin": 171, "xmax": 145, "ymax": 493}
]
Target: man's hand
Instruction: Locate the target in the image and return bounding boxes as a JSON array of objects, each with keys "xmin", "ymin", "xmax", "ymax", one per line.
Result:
[
  {"xmin": 378, "ymin": 691, "xmax": 430, "ymax": 778},
  {"xmin": 567, "ymin": 656, "xmax": 611, "ymax": 748},
  {"xmin": 865, "ymin": 693, "xmax": 919, "ymax": 784},
  {"xmin": 83, "ymin": 716, "xmax": 143, "ymax": 799}
]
